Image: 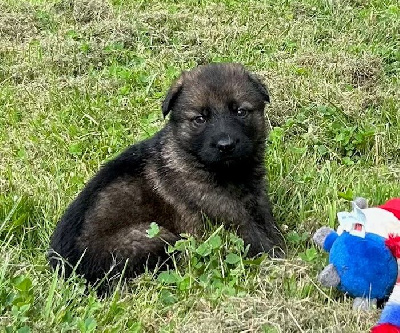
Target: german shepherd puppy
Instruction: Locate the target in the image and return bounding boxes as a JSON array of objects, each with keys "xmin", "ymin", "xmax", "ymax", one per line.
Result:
[{"xmin": 49, "ymin": 63, "xmax": 284, "ymax": 286}]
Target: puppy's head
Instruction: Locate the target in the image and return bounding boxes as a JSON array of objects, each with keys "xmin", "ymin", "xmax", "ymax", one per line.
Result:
[{"xmin": 162, "ymin": 63, "xmax": 270, "ymax": 171}]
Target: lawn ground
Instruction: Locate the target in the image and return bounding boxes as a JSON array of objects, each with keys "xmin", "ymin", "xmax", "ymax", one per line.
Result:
[{"xmin": 0, "ymin": 0, "xmax": 399, "ymax": 332}]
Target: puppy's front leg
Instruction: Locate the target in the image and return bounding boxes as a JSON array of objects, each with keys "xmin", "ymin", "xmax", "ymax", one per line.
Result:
[
  {"xmin": 238, "ymin": 199, "xmax": 285, "ymax": 258},
  {"xmin": 238, "ymin": 221, "xmax": 285, "ymax": 258}
]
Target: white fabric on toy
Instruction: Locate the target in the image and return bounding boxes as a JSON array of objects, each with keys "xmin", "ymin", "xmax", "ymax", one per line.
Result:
[{"xmin": 337, "ymin": 203, "xmax": 400, "ymax": 239}]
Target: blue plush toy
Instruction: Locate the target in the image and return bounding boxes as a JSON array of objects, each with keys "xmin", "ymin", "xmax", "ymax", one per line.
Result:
[
  {"xmin": 315, "ymin": 227, "xmax": 397, "ymax": 303},
  {"xmin": 313, "ymin": 197, "xmax": 400, "ymax": 332}
]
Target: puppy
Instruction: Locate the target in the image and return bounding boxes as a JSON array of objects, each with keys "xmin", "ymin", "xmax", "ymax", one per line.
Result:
[{"xmin": 49, "ymin": 63, "xmax": 284, "ymax": 285}]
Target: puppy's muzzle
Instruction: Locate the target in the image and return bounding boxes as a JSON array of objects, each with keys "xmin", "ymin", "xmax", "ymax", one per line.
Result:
[
  {"xmin": 216, "ymin": 137, "xmax": 239, "ymax": 154},
  {"xmin": 216, "ymin": 137, "xmax": 236, "ymax": 153}
]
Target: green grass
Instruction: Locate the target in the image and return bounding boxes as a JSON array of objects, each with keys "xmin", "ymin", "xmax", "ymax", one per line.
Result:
[{"xmin": 1, "ymin": 0, "xmax": 399, "ymax": 331}]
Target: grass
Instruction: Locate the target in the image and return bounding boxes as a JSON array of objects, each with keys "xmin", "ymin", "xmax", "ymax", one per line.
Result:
[{"xmin": 0, "ymin": 0, "xmax": 399, "ymax": 331}]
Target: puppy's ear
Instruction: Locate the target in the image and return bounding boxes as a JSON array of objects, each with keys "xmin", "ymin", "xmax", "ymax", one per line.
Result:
[
  {"xmin": 248, "ymin": 73, "xmax": 270, "ymax": 103},
  {"xmin": 162, "ymin": 74, "xmax": 185, "ymax": 118}
]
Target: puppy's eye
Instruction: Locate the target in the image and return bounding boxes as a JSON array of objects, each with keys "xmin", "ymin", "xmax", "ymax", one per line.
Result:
[
  {"xmin": 236, "ymin": 108, "xmax": 248, "ymax": 117},
  {"xmin": 193, "ymin": 116, "xmax": 206, "ymax": 124}
]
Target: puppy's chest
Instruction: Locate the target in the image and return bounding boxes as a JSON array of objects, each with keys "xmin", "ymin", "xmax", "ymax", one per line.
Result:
[{"xmin": 181, "ymin": 181, "xmax": 252, "ymax": 223}]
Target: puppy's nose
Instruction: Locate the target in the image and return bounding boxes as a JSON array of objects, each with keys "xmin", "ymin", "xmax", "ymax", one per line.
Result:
[{"xmin": 216, "ymin": 138, "xmax": 235, "ymax": 153}]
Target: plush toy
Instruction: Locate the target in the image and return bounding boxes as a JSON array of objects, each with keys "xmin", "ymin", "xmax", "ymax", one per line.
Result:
[
  {"xmin": 313, "ymin": 198, "xmax": 400, "ymax": 332},
  {"xmin": 372, "ymin": 281, "xmax": 400, "ymax": 332}
]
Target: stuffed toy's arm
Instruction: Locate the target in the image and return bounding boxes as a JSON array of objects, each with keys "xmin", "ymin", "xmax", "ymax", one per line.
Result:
[
  {"xmin": 313, "ymin": 227, "xmax": 341, "ymax": 288},
  {"xmin": 313, "ymin": 227, "xmax": 338, "ymax": 252}
]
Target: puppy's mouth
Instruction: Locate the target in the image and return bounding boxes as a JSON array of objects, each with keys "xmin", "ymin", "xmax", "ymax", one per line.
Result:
[
  {"xmin": 207, "ymin": 152, "xmax": 246, "ymax": 169},
  {"xmin": 218, "ymin": 155, "xmax": 237, "ymax": 164},
  {"xmin": 194, "ymin": 137, "xmax": 254, "ymax": 172}
]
